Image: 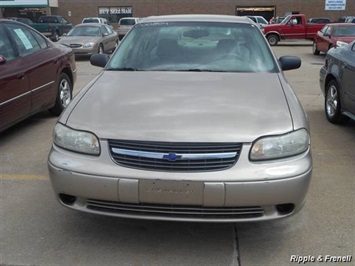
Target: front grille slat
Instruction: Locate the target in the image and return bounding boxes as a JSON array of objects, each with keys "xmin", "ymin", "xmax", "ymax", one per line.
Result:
[
  {"xmin": 108, "ymin": 140, "xmax": 242, "ymax": 172},
  {"xmin": 86, "ymin": 199, "xmax": 264, "ymax": 219}
]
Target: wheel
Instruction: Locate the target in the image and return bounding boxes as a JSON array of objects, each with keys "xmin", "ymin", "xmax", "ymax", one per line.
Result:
[
  {"xmin": 52, "ymin": 31, "xmax": 60, "ymax": 42},
  {"xmin": 98, "ymin": 44, "xmax": 104, "ymax": 54},
  {"xmin": 267, "ymin": 34, "xmax": 279, "ymax": 46},
  {"xmin": 325, "ymin": 80, "xmax": 349, "ymax": 124},
  {"xmin": 49, "ymin": 73, "xmax": 72, "ymax": 116},
  {"xmin": 312, "ymin": 41, "xmax": 320, "ymax": 55}
]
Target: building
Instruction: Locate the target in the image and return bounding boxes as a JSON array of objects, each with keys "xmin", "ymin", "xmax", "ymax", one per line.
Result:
[{"xmin": 1, "ymin": 0, "xmax": 354, "ymax": 25}]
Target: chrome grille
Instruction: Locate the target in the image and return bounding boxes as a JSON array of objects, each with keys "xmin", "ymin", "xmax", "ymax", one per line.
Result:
[
  {"xmin": 108, "ymin": 140, "xmax": 242, "ymax": 172},
  {"xmin": 86, "ymin": 199, "xmax": 264, "ymax": 219}
]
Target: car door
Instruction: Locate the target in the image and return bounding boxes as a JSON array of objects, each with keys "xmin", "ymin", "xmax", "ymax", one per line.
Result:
[
  {"xmin": 4, "ymin": 22, "xmax": 59, "ymax": 114},
  {"xmin": 317, "ymin": 25, "xmax": 331, "ymax": 52},
  {"xmin": 101, "ymin": 25, "xmax": 116, "ymax": 51},
  {"xmin": 0, "ymin": 24, "xmax": 31, "ymax": 132},
  {"xmin": 341, "ymin": 43, "xmax": 355, "ymax": 114}
]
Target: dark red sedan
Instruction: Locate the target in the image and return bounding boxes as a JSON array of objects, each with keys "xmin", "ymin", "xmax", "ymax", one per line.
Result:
[
  {"xmin": 0, "ymin": 19, "xmax": 76, "ymax": 133},
  {"xmin": 313, "ymin": 23, "xmax": 355, "ymax": 55}
]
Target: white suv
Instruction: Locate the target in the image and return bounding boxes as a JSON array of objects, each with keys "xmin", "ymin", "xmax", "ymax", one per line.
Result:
[
  {"xmin": 118, "ymin": 17, "xmax": 139, "ymax": 40},
  {"xmin": 82, "ymin": 17, "xmax": 111, "ymax": 27}
]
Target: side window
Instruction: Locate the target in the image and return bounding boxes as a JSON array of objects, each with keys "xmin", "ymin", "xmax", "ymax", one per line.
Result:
[
  {"xmin": 62, "ymin": 17, "xmax": 69, "ymax": 24},
  {"xmin": 324, "ymin": 26, "xmax": 331, "ymax": 36},
  {"xmin": 248, "ymin": 17, "xmax": 257, "ymax": 23},
  {"xmin": 106, "ymin": 25, "xmax": 113, "ymax": 35},
  {"xmin": 101, "ymin": 25, "xmax": 109, "ymax": 35},
  {"xmin": 31, "ymin": 29, "xmax": 48, "ymax": 49},
  {"xmin": 0, "ymin": 26, "xmax": 17, "ymax": 61},
  {"xmin": 5, "ymin": 24, "xmax": 42, "ymax": 57},
  {"xmin": 320, "ymin": 25, "xmax": 328, "ymax": 33},
  {"xmin": 352, "ymin": 43, "xmax": 355, "ymax": 52}
]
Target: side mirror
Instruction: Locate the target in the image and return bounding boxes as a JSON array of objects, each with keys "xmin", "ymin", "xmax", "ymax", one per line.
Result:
[
  {"xmin": 90, "ymin": 54, "xmax": 110, "ymax": 68},
  {"xmin": 103, "ymin": 32, "xmax": 109, "ymax": 36},
  {"xmin": 279, "ymin": 56, "xmax": 301, "ymax": 71}
]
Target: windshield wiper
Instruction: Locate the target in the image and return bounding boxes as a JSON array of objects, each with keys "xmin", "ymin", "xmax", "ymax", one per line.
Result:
[
  {"xmin": 178, "ymin": 69, "xmax": 229, "ymax": 72},
  {"xmin": 107, "ymin": 67, "xmax": 139, "ymax": 71}
]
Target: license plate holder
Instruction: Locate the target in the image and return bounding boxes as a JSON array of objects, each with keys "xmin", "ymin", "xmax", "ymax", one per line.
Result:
[{"xmin": 139, "ymin": 180, "xmax": 203, "ymax": 205}]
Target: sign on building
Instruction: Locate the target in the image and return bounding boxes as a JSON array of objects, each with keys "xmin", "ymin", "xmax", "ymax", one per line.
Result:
[
  {"xmin": 99, "ymin": 7, "xmax": 132, "ymax": 15},
  {"xmin": 325, "ymin": 0, "xmax": 346, "ymax": 10}
]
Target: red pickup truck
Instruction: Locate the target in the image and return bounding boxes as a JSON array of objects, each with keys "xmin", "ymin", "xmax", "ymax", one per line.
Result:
[{"xmin": 263, "ymin": 14, "xmax": 328, "ymax": 46}]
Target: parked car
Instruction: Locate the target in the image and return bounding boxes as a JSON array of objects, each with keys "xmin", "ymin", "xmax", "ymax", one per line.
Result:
[
  {"xmin": 82, "ymin": 17, "xmax": 111, "ymax": 27},
  {"xmin": 336, "ymin": 16, "xmax": 355, "ymax": 23},
  {"xmin": 313, "ymin": 23, "xmax": 355, "ymax": 55},
  {"xmin": 58, "ymin": 23, "xmax": 118, "ymax": 55},
  {"xmin": 0, "ymin": 19, "xmax": 76, "ymax": 133},
  {"xmin": 30, "ymin": 15, "xmax": 73, "ymax": 42},
  {"xmin": 48, "ymin": 14, "xmax": 312, "ymax": 223},
  {"xmin": 263, "ymin": 14, "xmax": 328, "ymax": 45},
  {"xmin": 345, "ymin": 16, "xmax": 355, "ymax": 23},
  {"xmin": 307, "ymin": 17, "xmax": 331, "ymax": 24},
  {"xmin": 6, "ymin": 17, "xmax": 34, "ymax": 25},
  {"xmin": 320, "ymin": 41, "xmax": 355, "ymax": 124},
  {"xmin": 117, "ymin": 17, "xmax": 139, "ymax": 40},
  {"xmin": 243, "ymin": 16, "xmax": 268, "ymax": 27}
]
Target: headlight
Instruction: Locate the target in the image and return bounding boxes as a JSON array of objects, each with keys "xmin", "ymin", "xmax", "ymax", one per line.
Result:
[
  {"xmin": 83, "ymin": 42, "xmax": 95, "ymax": 48},
  {"xmin": 53, "ymin": 123, "xmax": 100, "ymax": 155},
  {"xmin": 336, "ymin": 41, "xmax": 348, "ymax": 48},
  {"xmin": 250, "ymin": 129, "xmax": 310, "ymax": 161}
]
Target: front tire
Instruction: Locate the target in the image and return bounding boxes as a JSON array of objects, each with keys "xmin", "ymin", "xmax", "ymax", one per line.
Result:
[
  {"xmin": 49, "ymin": 73, "xmax": 72, "ymax": 116},
  {"xmin": 312, "ymin": 41, "xmax": 320, "ymax": 55},
  {"xmin": 267, "ymin": 34, "xmax": 279, "ymax": 46},
  {"xmin": 325, "ymin": 80, "xmax": 349, "ymax": 124}
]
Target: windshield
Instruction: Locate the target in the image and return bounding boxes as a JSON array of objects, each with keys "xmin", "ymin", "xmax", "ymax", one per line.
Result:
[
  {"xmin": 280, "ymin": 16, "xmax": 290, "ymax": 25},
  {"xmin": 83, "ymin": 18, "xmax": 100, "ymax": 23},
  {"xmin": 332, "ymin": 25, "xmax": 355, "ymax": 37},
  {"xmin": 120, "ymin": 19, "xmax": 136, "ymax": 25},
  {"xmin": 107, "ymin": 21, "xmax": 277, "ymax": 73},
  {"xmin": 67, "ymin": 26, "xmax": 101, "ymax": 37}
]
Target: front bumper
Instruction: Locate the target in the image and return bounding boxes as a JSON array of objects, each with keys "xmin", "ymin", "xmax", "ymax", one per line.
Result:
[
  {"xmin": 48, "ymin": 142, "xmax": 312, "ymax": 222},
  {"xmin": 71, "ymin": 47, "xmax": 98, "ymax": 56}
]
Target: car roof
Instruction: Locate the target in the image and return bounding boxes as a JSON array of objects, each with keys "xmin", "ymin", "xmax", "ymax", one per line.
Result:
[
  {"xmin": 0, "ymin": 18, "xmax": 26, "ymax": 24},
  {"xmin": 83, "ymin": 17, "xmax": 105, "ymax": 20},
  {"xmin": 76, "ymin": 23, "xmax": 103, "ymax": 27},
  {"xmin": 327, "ymin": 23, "xmax": 355, "ymax": 26},
  {"xmin": 139, "ymin": 14, "xmax": 251, "ymax": 24}
]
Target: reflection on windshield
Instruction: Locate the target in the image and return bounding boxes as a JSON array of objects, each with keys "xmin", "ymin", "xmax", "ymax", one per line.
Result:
[
  {"xmin": 68, "ymin": 26, "xmax": 101, "ymax": 37},
  {"xmin": 108, "ymin": 22, "xmax": 277, "ymax": 73},
  {"xmin": 280, "ymin": 16, "xmax": 290, "ymax": 25}
]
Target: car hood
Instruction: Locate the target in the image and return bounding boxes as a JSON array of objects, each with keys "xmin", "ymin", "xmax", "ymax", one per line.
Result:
[
  {"xmin": 65, "ymin": 72, "xmax": 293, "ymax": 142},
  {"xmin": 58, "ymin": 36, "xmax": 100, "ymax": 44}
]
